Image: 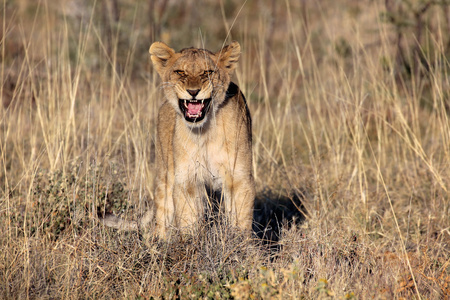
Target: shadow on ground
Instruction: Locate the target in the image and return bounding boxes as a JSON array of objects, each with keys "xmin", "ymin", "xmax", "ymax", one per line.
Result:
[
  {"xmin": 252, "ymin": 190, "xmax": 307, "ymax": 244},
  {"xmin": 206, "ymin": 188, "xmax": 307, "ymax": 245}
]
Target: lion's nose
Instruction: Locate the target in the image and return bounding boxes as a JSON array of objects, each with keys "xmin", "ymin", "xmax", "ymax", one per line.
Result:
[{"xmin": 187, "ymin": 89, "xmax": 200, "ymax": 97}]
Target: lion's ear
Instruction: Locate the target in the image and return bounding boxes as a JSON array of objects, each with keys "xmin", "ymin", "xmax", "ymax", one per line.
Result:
[
  {"xmin": 216, "ymin": 41, "xmax": 241, "ymax": 73},
  {"xmin": 149, "ymin": 42, "xmax": 175, "ymax": 75}
]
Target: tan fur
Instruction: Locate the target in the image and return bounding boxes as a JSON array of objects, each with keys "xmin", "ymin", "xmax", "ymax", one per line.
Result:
[{"xmin": 101, "ymin": 41, "xmax": 255, "ymax": 239}]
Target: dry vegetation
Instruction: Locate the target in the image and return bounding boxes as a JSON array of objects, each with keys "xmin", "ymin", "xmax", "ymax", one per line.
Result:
[{"xmin": 1, "ymin": 0, "xmax": 450, "ymax": 298}]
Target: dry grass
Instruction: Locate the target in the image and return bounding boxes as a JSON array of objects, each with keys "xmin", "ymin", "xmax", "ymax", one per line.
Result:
[{"xmin": 1, "ymin": 0, "xmax": 449, "ymax": 298}]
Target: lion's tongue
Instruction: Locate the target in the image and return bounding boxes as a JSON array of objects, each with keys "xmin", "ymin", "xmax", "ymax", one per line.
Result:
[{"xmin": 187, "ymin": 102, "xmax": 203, "ymax": 115}]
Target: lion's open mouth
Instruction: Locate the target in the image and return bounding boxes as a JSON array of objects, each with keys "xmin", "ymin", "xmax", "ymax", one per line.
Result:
[{"xmin": 178, "ymin": 98, "xmax": 212, "ymax": 123}]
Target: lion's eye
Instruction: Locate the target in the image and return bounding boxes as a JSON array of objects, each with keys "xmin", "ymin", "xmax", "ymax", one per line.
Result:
[
  {"xmin": 175, "ymin": 70, "xmax": 185, "ymax": 76},
  {"xmin": 203, "ymin": 70, "xmax": 214, "ymax": 76}
]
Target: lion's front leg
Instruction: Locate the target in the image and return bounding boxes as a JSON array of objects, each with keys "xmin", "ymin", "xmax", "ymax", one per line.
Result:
[
  {"xmin": 223, "ymin": 173, "xmax": 255, "ymax": 233},
  {"xmin": 153, "ymin": 102, "xmax": 177, "ymax": 239},
  {"xmin": 153, "ymin": 179, "xmax": 175, "ymax": 238},
  {"xmin": 173, "ymin": 180, "xmax": 203, "ymax": 232}
]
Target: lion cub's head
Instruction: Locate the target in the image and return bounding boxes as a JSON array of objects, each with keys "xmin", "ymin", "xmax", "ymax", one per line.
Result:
[{"xmin": 149, "ymin": 41, "xmax": 241, "ymax": 127}]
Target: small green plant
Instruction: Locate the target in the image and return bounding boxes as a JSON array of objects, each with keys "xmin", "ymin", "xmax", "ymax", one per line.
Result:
[
  {"xmin": 158, "ymin": 272, "xmax": 234, "ymax": 299},
  {"xmin": 315, "ymin": 279, "xmax": 334, "ymax": 298},
  {"xmin": 230, "ymin": 264, "xmax": 305, "ymax": 299}
]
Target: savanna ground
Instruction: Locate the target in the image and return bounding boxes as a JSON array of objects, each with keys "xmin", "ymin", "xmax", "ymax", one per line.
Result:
[{"xmin": 1, "ymin": 0, "xmax": 450, "ymax": 298}]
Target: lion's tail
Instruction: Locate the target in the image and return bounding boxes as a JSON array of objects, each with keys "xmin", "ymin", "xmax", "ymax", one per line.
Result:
[
  {"xmin": 100, "ymin": 214, "xmax": 139, "ymax": 231},
  {"xmin": 100, "ymin": 210, "xmax": 154, "ymax": 231}
]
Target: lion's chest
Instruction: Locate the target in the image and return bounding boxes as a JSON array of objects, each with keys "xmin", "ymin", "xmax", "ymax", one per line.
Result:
[{"xmin": 173, "ymin": 126, "xmax": 229, "ymax": 189}]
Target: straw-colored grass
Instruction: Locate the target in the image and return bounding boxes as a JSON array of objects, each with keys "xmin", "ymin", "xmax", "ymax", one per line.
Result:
[{"xmin": 1, "ymin": 0, "xmax": 449, "ymax": 298}]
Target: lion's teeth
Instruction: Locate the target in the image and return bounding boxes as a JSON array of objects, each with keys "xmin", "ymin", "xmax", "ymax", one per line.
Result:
[{"xmin": 184, "ymin": 100, "xmax": 188, "ymax": 108}]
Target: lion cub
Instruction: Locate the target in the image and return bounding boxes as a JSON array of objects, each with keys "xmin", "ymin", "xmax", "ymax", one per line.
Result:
[{"xmin": 102, "ymin": 41, "xmax": 255, "ymax": 238}]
